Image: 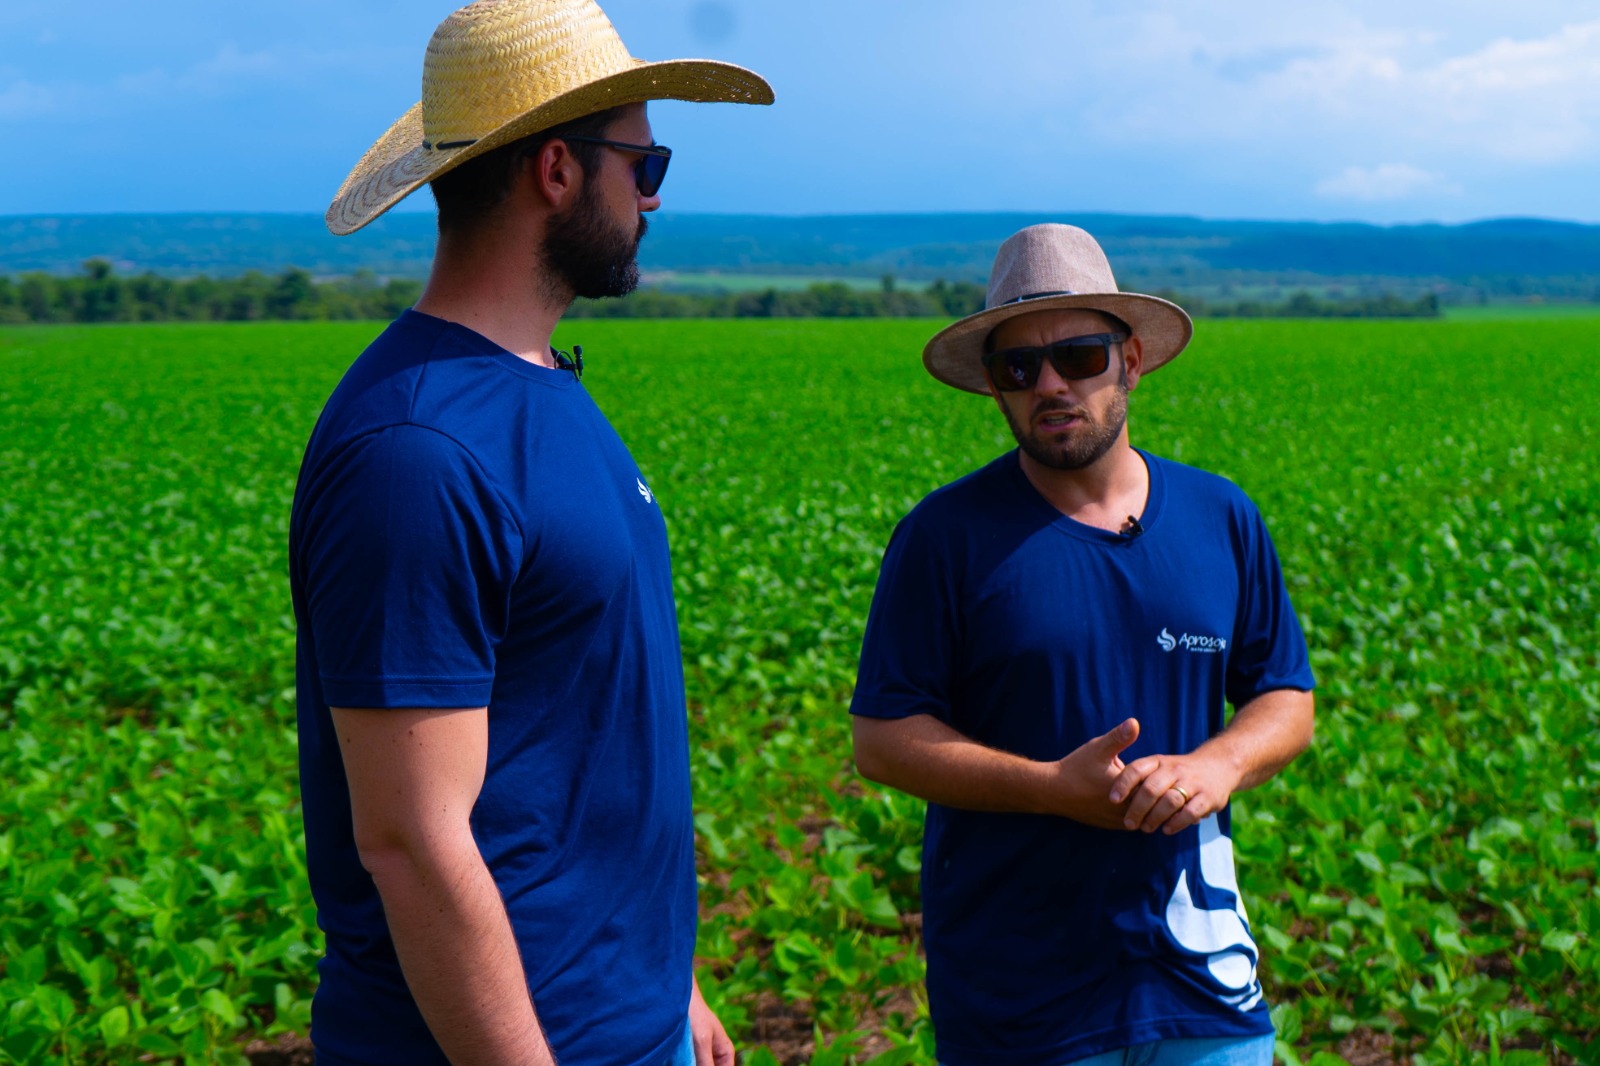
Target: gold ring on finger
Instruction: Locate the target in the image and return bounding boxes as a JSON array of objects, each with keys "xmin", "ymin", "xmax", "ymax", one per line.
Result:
[{"xmin": 1171, "ymin": 785, "xmax": 1191, "ymax": 803}]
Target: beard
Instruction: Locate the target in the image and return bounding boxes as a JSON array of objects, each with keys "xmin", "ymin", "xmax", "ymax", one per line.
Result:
[
  {"xmin": 541, "ymin": 181, "xmax": 647, "ymax": 300},
  {"xmin": 1002, "ymin": 361, "xmax": 1130, "ymax": 471}
]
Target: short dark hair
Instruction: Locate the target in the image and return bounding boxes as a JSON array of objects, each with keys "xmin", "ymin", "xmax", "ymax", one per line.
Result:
[{"xmin": 430, "ymin": 105, "xmax": 627, "ymax": 235}]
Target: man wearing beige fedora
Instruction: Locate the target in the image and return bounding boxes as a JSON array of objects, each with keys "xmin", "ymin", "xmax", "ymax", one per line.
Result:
[
  {"xmin": 850, "ymin": 225, "xmax": 1316, "ymax": 1066},
  {"xmin": 289, "ymin": 2, "xmax": 771, "ymax": 1065}
]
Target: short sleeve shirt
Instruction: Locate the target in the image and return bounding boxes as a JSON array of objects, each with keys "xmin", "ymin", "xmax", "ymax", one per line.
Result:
[
  {"xmin": 850, "ymin": 449, "xmax": 1315, "ymax": 1066},
  {"xmin": 289, "ymin": 311, "xmax": 695, "ymax": 1066}
]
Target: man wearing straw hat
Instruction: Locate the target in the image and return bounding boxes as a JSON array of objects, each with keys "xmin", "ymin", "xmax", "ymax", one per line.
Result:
[
  {"xmin": 850, "ymin": 225, "xmax": 1316, "ymax": 1065},
  {"xmin": 289, "ymin": 2, "xmax": 770, "ymax": 1064}
]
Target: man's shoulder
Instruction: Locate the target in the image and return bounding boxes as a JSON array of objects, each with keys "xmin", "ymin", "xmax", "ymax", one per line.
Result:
[
  {"xmin": 317, "ymin": 310, "xmax": 444, "ymax": 430},
  {"xmin": 351, "ymin": 307, "xmax": 449, "ymax": 366},
  {"xmin": 296, "ymin": 314, "xmax": 512, "ymax": 520},
  {"xmin": 313, "ymin": 310, "xmax": 548, "ymax": 470},
  {"xmin": 1145, "ymin": 451, "xmax": 1259, "ymax": 514},
  {"xmin": 902, "ymin": 452, "xmax": 1018, "ymax": 528}
]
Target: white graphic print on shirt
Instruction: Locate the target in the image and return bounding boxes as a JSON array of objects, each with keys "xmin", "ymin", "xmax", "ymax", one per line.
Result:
[{"xmin": 1163, "ymin": 814, "xmax": 1264, "ymax": 1012}]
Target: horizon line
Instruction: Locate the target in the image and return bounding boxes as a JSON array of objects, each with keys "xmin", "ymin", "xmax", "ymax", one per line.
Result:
[{"xmin": 2, "ymin": 209, "xmax": 1597, "ymax": 230}]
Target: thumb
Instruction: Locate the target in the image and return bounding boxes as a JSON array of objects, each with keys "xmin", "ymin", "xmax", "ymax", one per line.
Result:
[{"xmin": 1096, "ymin": 717, "xmax": 1140, "ymax": 756}]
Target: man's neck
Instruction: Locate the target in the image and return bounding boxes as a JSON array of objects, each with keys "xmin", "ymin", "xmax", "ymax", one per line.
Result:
[
  {"xmin": 1017, "ymin": 435, "xmax": 1149, "ymax": 534},
  {"xmin": 414, "ymin": 226, "xmax": 571, "ymax": 368}
]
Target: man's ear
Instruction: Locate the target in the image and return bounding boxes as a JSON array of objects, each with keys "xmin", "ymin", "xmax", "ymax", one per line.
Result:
[
  {"xmin": 1122, "ymin": 335, "xmax": 1144, "ymax": 392},
  {"xmin": 524, "ymin": 139, "xmax": 583, "ymax": 212},
  {"xmin": 986, "ymin": 373, "xmax": 1009, "ymax": 415}
]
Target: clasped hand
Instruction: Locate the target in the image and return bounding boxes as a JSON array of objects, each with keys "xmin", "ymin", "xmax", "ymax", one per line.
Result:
[{"xmin": 1052, "ymin": 718, "xmax": 1240, "ymax": 835}]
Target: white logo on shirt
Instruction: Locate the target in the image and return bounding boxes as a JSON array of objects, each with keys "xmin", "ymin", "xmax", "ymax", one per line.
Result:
[
  {"xmin": 636, "ymin": 477, "xmax": 654, "ymax": 504},
  {"xmin": 1164, "ymin": 814, "xmax": 1263, "ymax": 1012},
  {"xmin": 1158, "ymin": 627, "xmax": 1226, "ymax": 653}
]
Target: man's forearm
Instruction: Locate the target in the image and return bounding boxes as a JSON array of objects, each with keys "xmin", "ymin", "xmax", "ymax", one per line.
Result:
[
  {"xmin": 363, "ymin": 840, "xmax": 554, "ymax": 1066},
  {"xmin": 852, "ymin": 713, "xmax": 1139, "ymax": 829},
  {"xmin": 853, "ymin": 712, "xmax": 1057, "ymax": 813},
  {"xmin": 1196, "ymin": 688, "xmax": 1315, "ymax": 793}
]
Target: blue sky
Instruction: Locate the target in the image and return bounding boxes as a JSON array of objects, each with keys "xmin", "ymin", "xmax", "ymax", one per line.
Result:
[{"xmin": 2, "ymin": 0, "xmax": 1597, "ymax": 224}]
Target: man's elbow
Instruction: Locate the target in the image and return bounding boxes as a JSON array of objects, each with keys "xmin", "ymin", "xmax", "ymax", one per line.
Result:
[
  {"xmin": 351, "ymin": 818, "xmax": 470, "ymax": 893},
  {"xmin": 351, "ymin": 823, "xmax": 425, "ymax": 885},
  {"xmin": 853, "ymin": 744, "xmax": 888, "ymax": 785},
  {"xmin": 1281, "ymin": 691, "xmax": 1316, "ymax": 763},
  {"xmin": 850, "ymin": 719, "xmax": 892, "ymax": 784}
]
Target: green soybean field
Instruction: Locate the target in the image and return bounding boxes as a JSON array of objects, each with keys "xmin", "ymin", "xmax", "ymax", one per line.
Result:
[{"xmin": 1, "ymin": 315, "xmax": 1596, "ymax": 1065}]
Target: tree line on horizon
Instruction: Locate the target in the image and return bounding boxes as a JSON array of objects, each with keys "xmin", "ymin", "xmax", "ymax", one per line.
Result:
[{"xmin": 0, "ymin": 259, "xmax": 1446, "ymax": 325}]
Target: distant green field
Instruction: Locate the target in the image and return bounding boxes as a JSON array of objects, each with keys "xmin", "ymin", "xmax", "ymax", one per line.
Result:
[
  {"xmin": 1442, "ymin": 304, "xmax": 1600, "ymax": 322},
  {"xmin": 641, "ymin": 271, "xmax": 929, "ymax": 293},
  {"xmin": 2, "ymin": 316, "xmax": 1597, "ymax": 1064}
]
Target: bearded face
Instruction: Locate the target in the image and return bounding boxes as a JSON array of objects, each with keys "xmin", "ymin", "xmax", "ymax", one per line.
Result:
[
  {"xmin": 998, "ymin": 354, "xmax": 1130, "ymax": 471},
  {"xmin": 541, "ymin": 175, "xmax": 647, "ymax": 301}
]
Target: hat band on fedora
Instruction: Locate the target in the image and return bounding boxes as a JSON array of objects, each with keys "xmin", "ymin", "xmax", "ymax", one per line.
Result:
[
  {"xmin": 422, "ymin": 138, "xmax": 479, "ymax": 150},
  {"xmin": 1003, "ymin": 290, "xmax": 1076, "ymax": 305}
]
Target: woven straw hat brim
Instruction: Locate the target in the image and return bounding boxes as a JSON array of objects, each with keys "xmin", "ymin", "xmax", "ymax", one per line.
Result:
[
  {"xmin": 922, "ymin": 292, "xmax": 1194, "ymax": 395},
  {"xmin": 327, "ymin": 58, "xmax": 772, "ymax": 236}
]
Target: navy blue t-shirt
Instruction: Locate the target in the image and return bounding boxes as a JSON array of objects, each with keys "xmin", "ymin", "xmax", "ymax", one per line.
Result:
[
  {"xmin": 289, "ymin": 310, "xmax": 695, "ymax": 1066},
  {"xmin": 850, "ymin": 449, "xmax": 1314, "ymax": 1066}
]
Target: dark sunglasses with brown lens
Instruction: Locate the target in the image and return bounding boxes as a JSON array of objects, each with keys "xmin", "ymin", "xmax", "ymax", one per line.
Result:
[{"xmin": 981, "ymin": 332, "xmax": 1127, "ymax": 392}]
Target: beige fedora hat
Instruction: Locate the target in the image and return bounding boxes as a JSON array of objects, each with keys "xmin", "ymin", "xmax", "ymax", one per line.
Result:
[
  {"xmin": 923, "ymin": 224, "xmax": 1193, "ymax": 394},
  {"xmin": 326, "ymin": 0, "xmax": 774, "ymax": 236}
]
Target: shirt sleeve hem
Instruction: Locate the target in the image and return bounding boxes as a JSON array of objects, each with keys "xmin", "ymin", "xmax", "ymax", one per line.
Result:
[
  {"xmin": 320, "ymin": 677, "xmax": 496, "ymax": 709},
  {"xmin": 848, "ymin": 693, "xmax": 946, "ymax": 720},
  {"xmin": 1226, "ymin": 670, "xmax": 1317, "ymax": 708}
]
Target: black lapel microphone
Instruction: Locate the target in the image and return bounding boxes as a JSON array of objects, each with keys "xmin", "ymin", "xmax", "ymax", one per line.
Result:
[
  {"xmin": 1122, "ymin": 515, "xmax": 1145, "ymax": 539},
  {"xmin": 552, "ymin": 344, "xmax": 584, "ymax": 379}
]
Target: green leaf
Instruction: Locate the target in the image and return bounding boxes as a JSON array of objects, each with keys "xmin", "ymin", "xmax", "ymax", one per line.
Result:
[
  {"xmin": 1496, "ymin": 1052, "xmax": 1548, "ymax": 1066},
  {"xmin": 31, "ymin": 984, "xmax": 76, "ymax": 1030},
  {"xmin": 7, "ymin": 945, "xmax": 47, "ymax": 987},
  {"xmin": 98, "ymin": 1005, "xmax": 131, "ymax": 1044},
  {"xmin": 1433, "ymin": 926, "xmax": 1470, "ymax": 955},
  {"xmin": 857, "ymin": 889, "xmax": 902, "ymax": 929},
  {"xmin": 200, "ymin": 987, "xmax": 241, "ymax": 1025},
  {"xmin": 1271, "ymin": 1002, "xmax": 1304, "ymax": 1043},
  {"xmin": 1274, "ymin": 1040, "xmax": 1306, "ymax": 1066}
]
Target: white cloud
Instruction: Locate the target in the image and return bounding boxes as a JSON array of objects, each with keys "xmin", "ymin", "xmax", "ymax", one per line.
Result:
[
  {"xmin": 1314, "ymin": 163, "xmax": 1458, "ymax": 201},
  {"xmin": 194, "ymin": 41, "xmax": 282, "ymax": 81},
  {"xmin": 114, "ymin": 42, "xmax": 284, "ymax": 98},
  {"xmin": 0, "ymin": 42, "xmax": 411, "ymax": 126},
  {"xmin": 0, "ymin": 78, "xmax": 61, "ymax": 119},
  {"xmin": 1035, "ymin": 10, "xmax": 1600, "ymax": 172},
  {"xmin": 1209, "ymin": 17, "xmax": 1600, "ymax": 162},
  {"xmin": 1431, "ymin": 20, "xmax": 1598, "ymax": 94},
  {"xmin": 0, "ymin": 44, "xmax": 283, "ymax": 126},
  {"xmin": 1411, "ymin": 20, "xmax": 1600, "ymax": 160}
]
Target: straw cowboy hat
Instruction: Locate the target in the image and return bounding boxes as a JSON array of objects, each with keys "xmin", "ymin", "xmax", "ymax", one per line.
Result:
[
  {"xmin": 326, "ymin": 0, "xmax": 774, "ymax": 236},
  {"xmin": 923, "ymin": 224, "xmax": 1194, "ymax": 394}
]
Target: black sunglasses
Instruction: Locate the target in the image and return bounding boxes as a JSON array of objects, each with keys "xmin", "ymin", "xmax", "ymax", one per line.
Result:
[
  {"xmin": 981, "ymin": 333, "xmax": 1127, "ymax": 392},
  {"xmin": 559, "ymin": 136, "xmax": 673, "ymax": 197}
]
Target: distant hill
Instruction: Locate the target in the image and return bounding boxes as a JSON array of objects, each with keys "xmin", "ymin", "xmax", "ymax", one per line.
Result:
[
  {"xmin": 4, "ymin": 212, "xmax": 1598, "ymax": 301},
  {"xmin": 0, "ymin": 214, "xmax": 435, "ymax": 280}
]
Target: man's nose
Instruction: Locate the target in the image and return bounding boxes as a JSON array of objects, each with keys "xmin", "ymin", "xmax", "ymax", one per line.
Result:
[
  {"xmin": 638, "ymin": 190, "xmax": 662, "ymax": 213},
  {"xmin": 1032, "ymin": 357, "xmax": 1075, "ymax": 397}
]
